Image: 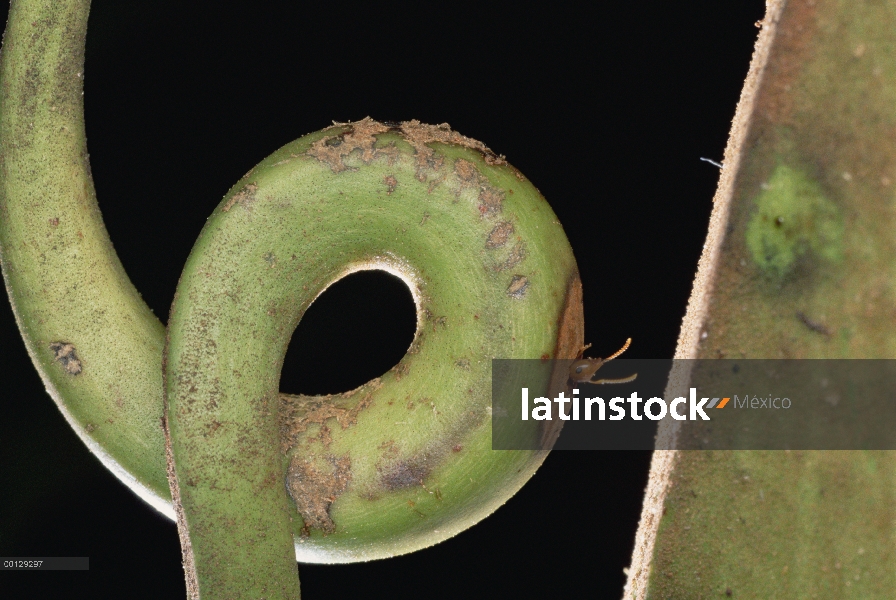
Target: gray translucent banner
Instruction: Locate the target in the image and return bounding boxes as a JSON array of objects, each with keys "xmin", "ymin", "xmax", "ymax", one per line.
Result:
[{"xmin": 491, "ymin": 359, "xmax": 896, "ymax": 450}]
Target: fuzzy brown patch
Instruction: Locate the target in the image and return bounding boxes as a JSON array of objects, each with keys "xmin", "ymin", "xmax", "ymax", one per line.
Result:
[
  {"xmin": 49, "ymin": 342, "xmax": 81, "ymax": 375},
  {"xmin": 399, "ymin": 120, "xmax": 506, "ymax": 182},
  {"xmin": 506, "ymin": 275, "xmax": 530, "ymax": 298},
  {"xmin": 398, "ymin": 120, "xmax": 506, "ymax": 164},
  {"xmin": 454, "ymin": 158, "xmax": 481, "ymax": 185},
  {"xmin": 478, "ymin": 188, "xmax": 504, "ymax": 218},
  {"xmin": 286, "ymin": 454, "xmax": 352, "ymax": 534},
  {"xmin": 278, "ymin": 378, "xmax": 381, "ymax": 453},
  {"xmin": 307, "ymin": 118, "xmax": 508, "ymax": 188},
  {"xmin": 452, "ymin": 157, "xmax": 505, "ymax": 218},
  {"xmin": 384, "ymin": 174, "xmax": 398, "ymax": 195},
  {"xmin": 392, "ymin": 361, "xmax": 410, "ymax": 381},
  {"xmin": 307, "ymin": 118, "xmax": 391, "ymax": 173},
  {"xmin": 486, "ymin": 221, "xmax": 514, "ymax": 248},
  {"xmin": 221, "ymin": 183, "xmax": 257, "ymax": 212},
  {"xmin": 378, "ymin": 440, "xmax": 401, "ymax": 460}
]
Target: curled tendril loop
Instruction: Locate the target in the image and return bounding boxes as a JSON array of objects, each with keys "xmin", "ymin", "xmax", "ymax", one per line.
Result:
[{"xmin": 0, "ymin": 2, "xmax": 583, "ymax": 598}]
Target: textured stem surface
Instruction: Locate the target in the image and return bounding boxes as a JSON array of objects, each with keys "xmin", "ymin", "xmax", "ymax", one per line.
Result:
[
  {"xmin": 165, "ymin": 120, "xmax": 584, "ymax": 597},
  {"xmin": 0, "ymin": 0, "xmax": 170, "ymax": 510},
  {"xmin": 0, "ymin": 1, "xmax": 585, "ymax": 597}
]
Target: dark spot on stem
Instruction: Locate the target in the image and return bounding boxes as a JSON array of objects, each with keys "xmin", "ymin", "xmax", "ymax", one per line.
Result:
[
  {"xmin": 393, "ymin": 362, "xmax": 410, "ymax": 381},
  {"xmin": 384, "ymin": 174, "xmax": 398, "ymax": 195},
  {"xmin": 381, "ymin": 459, "xmax": 430, "ymax": 491},
  {"xmin": 50, "ymin": 342, "xmax": 82, "ymax": 375},
  {"xmin": 796, "ymin": 311, "xmax": 831, "ymax": 336},
  {"xmin": 506, "ymin": 275, "xmax": 529, "ymax": 298}
]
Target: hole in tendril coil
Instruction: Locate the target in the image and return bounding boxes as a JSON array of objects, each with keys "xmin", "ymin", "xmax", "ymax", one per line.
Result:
[{"xmin": 280, "ymin": 270, "xmax": 417, "ymax": 396}]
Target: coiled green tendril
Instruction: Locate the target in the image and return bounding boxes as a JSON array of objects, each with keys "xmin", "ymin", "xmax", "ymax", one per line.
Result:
[{"xmin": 0, "ymin": 1, "xmax": 584, "ymax": 597}]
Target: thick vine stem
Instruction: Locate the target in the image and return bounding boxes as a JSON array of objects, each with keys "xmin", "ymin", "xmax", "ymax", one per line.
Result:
[
  {"xmin": 1, "ymin": 1, "xmax": 585, "ymax": 598},
  {"xmin": 165, "ymin": 121, "xmax": 585, "ymax": 597},
  {"xmin": 0, "ymin": 0, "xmax": 170, "ymax": 511}
]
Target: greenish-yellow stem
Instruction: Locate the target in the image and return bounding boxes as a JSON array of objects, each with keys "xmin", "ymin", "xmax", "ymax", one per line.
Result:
[
  {"xmin": 165, "ymin": 122, "xmax": 583, "ymax": 598},
  {"xmin": 0, "ymin": 0, "xmax": 170, "ymax": 507},
  {"xmin": 1, "ymin": 2, "xmax": 586, "ymax": 598}
]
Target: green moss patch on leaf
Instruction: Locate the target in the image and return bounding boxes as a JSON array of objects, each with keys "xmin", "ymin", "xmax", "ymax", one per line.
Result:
[{"xmin": 745, "ymin": 164, "xmax": 844, "ymax": 277}]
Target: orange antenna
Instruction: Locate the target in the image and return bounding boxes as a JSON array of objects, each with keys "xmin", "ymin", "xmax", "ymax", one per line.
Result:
[
  {"xmin": 590, "ymin": 372, "xmax": 638, "ymax": 386},
  {"xmin": 604, "ymin": 338, "xmax": 632, "ymax": 362},
  {"xmin": 569, "ymin": 338, "xmax": 636, "ymax": 384}
]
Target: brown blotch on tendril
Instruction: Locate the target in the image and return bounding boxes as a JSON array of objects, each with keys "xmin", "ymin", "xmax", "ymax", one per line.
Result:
[
  {"xmin": 286, "ymin": 454, "xmax": 352, "ymax": 535},
  {"xmin": 486, "ymin": 221, "xmax": 514, "ymax": 248},
  {"xmin": 506, "ymin": 275, "xmax": 529, "ymax": 298},
  {"xmin": 50, "ymin": 341, "xmax": 82, "ymax": 375}
]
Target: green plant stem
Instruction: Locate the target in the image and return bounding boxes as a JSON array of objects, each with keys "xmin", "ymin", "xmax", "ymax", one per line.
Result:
[
  {"xmin": 1, "ymin": 1, "xmax": 586, "ymax": 597},
  {"xmin": 0, "ymin": 0, "xmax": 170, "ymax": 507},
  {"xmin": 165, "ymin": 121, "xmax": 585, "ymax": 598}
]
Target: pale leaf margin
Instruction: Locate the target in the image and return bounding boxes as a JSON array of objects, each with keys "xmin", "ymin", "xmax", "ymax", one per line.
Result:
[{"xmin": 621, "ymin": 1, "xmax": 787, "ymax": 597}]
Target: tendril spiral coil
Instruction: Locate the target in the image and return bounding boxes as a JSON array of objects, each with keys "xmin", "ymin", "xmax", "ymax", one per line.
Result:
[{"xmin": 0, "ymin": 1, "xmax": 584, "ymax": 597}]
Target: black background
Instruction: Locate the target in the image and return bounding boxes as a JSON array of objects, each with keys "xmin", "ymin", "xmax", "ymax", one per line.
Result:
[{"xmin": 1, "ymin": 1, "xmax": 765, "ymax": 597}]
